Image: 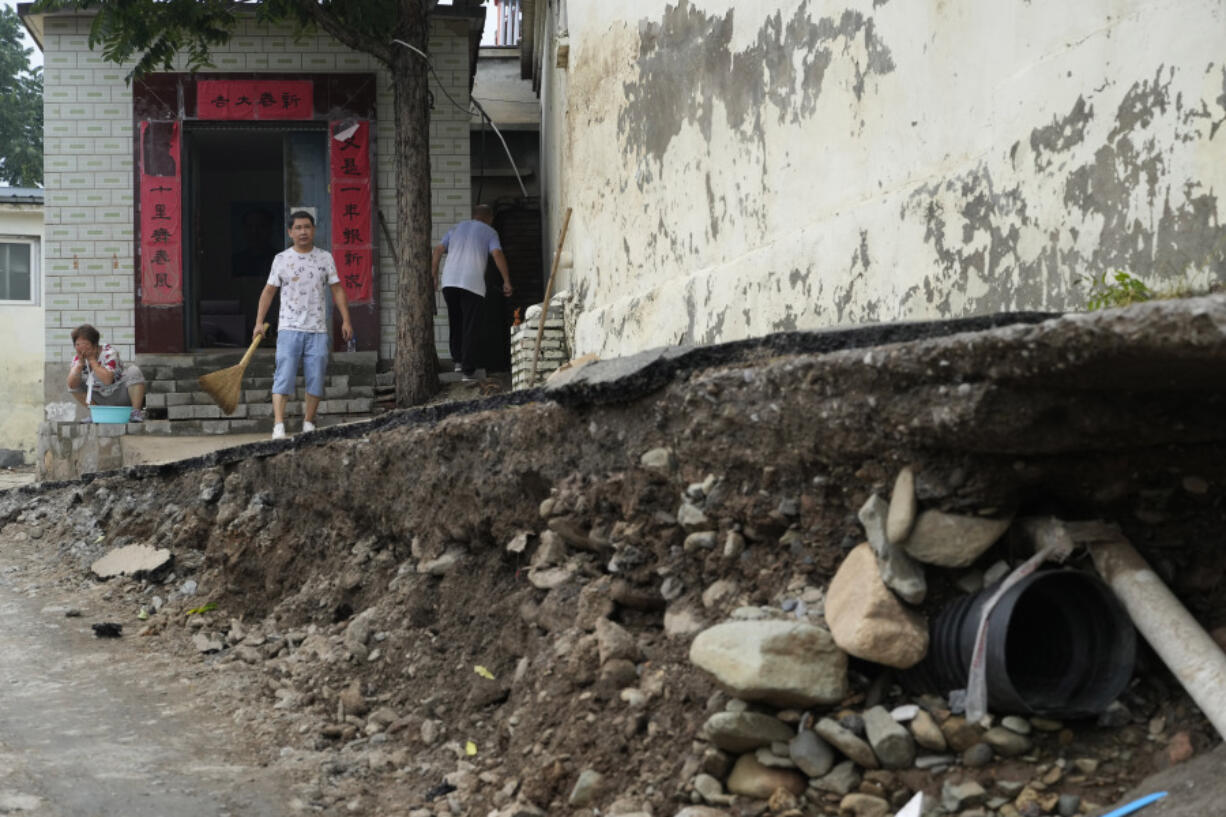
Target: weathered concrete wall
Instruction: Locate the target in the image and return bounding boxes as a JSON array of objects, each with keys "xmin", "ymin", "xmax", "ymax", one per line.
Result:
[
  {"xmin": 536, "ymin": 0, "xmax": 1226, "ymax": 359},
  {"xmin": 0, "ymin": 204, "xmax": 44, "ymax": 465}
]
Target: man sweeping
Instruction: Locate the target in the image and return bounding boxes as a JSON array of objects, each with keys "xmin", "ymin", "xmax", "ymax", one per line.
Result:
[{"xmin": 254, "ymin": 211, "xmax": 352, "ymax": 440}]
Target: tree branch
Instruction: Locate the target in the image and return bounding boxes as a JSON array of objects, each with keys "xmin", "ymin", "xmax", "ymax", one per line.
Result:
[{"xmin": 295, "ymin": 0, "xmax": 392, "ymax": 66}]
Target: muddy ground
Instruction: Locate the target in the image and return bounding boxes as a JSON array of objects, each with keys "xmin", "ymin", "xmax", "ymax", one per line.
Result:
[{"xmin": 3, "ymin": 298, "xmax": 1226, "ymax": 817}]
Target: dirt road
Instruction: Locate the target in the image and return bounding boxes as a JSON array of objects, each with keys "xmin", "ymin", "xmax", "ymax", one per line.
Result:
[{"xmin": 0, "ymin": 534, "xmax": 291, "ymax": 817}]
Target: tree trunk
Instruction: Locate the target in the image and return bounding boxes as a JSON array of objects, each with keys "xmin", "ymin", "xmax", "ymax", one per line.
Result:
[{"xmin": 391, "ymin": 2, "xmax": 440, "ymax": 406}]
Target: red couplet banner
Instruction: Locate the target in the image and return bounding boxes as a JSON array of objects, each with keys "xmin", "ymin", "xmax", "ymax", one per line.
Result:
[
  {"xmin": 196, "ymin": 80, "xmax": 313, "ymax": 120},
  {"xmin": 139, "ymin": 121, "xmax": 183, "ymax": 306},
  {"xmin": 329, "ymin": 120, "xmax": 373, "ymax": 303}
]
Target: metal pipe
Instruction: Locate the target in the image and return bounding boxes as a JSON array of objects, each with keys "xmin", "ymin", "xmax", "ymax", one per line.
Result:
[{"xmin": 1089, "ymin": 533, "xmax": 1226, "ymax": 740}]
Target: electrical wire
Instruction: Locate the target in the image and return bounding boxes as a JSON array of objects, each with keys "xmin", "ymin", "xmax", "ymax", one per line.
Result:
[{"xmin": 391, "ymin": 37, "xmax": 529, "ymax": 199}]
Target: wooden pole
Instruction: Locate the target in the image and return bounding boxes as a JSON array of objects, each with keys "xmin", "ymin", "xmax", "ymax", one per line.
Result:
[{"xmin": 530, "ymin": 207, "xmax": 573, "ymax": 385}]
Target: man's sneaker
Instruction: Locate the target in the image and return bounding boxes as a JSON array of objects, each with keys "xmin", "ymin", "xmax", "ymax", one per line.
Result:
[
  {"xmin": 302, "ymin": 421, "xmax": 317, "ymax": 433},
  {"xmin": 271, "ymin": 422, "xmax": 286, "ymax": 440},
  {"xmin": 129, "ymin": 408, "xmax": 145, "ymax": 423},
  {"xmin": 78, "ymin": 415, "xmax": 93, "ymax": 424}
]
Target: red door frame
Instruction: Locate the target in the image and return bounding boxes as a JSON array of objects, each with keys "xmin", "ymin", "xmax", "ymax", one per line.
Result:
[{"xmin": 132, "ymin": 73, "xmax": 379, "ymax": 354}]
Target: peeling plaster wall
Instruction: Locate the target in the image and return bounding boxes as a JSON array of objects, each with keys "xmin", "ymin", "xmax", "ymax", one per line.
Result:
[{"xmin": 538, "ymin": 0, "xmax": 1226, "ymax": 358}]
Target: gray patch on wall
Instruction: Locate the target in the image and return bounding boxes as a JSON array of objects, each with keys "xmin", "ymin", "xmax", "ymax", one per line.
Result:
[
  {"xmin": 1212, "ymin": 65, "xmax": 1226, "ymax": 139},
  {"xmin": 619, "ymin": 0, "xmax": 895, "ymax": 172},
  {"xmin": 1030, "ymin": 95, "xmax": 1093, "ymax": 171},
  {"xmin": 907, "ymin": 167, "xmax": 1041, "ymax": 317},
  {"xmin": 1108, "ymin": 66, "xmax": 1173, "ymax": 142},
  {"xmin": 1064, "ymin": 65, "xmax": 1226, "ymax": 287},
  {"xmin": 905, "ymin": 65, "xmax": 1226, "ymax": 317},
  {"xmin": 834, "ymin": 229, "xmax": 881, "ymax": 324}
]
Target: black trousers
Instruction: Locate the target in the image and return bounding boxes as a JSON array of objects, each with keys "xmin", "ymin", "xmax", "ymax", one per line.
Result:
[{"xmin": 443, "ymin": 286, "xmax": 484, "ymax": 375}]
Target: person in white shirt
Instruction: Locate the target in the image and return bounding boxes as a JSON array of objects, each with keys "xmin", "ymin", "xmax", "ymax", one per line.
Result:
[
  {"xmin": 431, "ymin": 204, "xmax": 512, "ymax": 380},
  {"xmin": 254, "ymin": 211, "xmax": 353, "ymax": 440}
]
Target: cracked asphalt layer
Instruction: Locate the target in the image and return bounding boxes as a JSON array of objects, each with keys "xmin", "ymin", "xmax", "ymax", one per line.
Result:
[{"xmin": 23, "ymin": 310, "xmax": 1058, "ymax": 494}]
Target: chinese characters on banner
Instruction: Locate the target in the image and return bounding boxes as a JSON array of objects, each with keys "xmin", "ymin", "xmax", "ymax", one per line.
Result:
[
  {"xmin": 329, "ymin": 120, "xmax": 373, "ymax": 303},
  {"xmin": 196, "ymin": 80, "xmax": 313, "ymax": 120},
  {"xmin": 139, "ymin": 121, "xmax": 182, "ymax": 306}
]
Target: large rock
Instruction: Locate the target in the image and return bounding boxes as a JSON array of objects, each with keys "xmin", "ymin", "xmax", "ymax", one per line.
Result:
[
  {"xmin": 339, "ymin": 680, "xmax": 369, "ymax": 717},
  {"xmin": 595, "ymin": 617, "xmax": 641, "ymax": 665},
  {"xmin": 901, "ymin": 510, "xmax": 1012, "ymax": 567},
  {"xmin": 814, "ymin": 718, "xmax": 879, "ymax": 769},
  {"xmin": 862, "ymin": 706, "xmax": 916, "ymax": 769},
  {"xmin": 811, "ymin": 760, "xmax": 861, "ymax": 795},
  {"xmin": 909, "ymin": 709, "xmax": 947, "ymax": 752},
  {"xmin": 983, "ymin": 726, "xmax": 1032, "ymax": 757},
  {"xmin": 940, "ymin": 716, "xmax": 983, "ymax": 753},
  {"xmin": 664, "ymin": 604, "xmax": 705, "ymax": 638},
  {"xmin": 789, "ymin": 728, "xmax": 835, "ymax": 777},
  {"xmin": 825, "ymin": 544, "xmax": 929, "ymax": 669},
  {"xmin": 858, "ymin": 493, "xmax": 927, "ymax": 604},
  {"xmin": 568, "ymin": 769, "xmax": 605, "ymax": 807},
  {"xmin": 701, "ymin": 711, "xmax": 795, "ymax": 753},
  {"xmin": 941, "ymin": 780, "xmax": 987, "ymax": 812},
  {"xmin": 724, "ymin": 754, "xmax": 806, "ymax": 799},
  {"xmin": 689, "ymin": 620, "xmax": 848, "ymax": 708},
  {"xmin": 840, "ymin": 793, "xmax": 891, "ymax": 817}
]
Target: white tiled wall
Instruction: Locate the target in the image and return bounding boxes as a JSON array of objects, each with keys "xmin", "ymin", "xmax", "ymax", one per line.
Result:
[{"xmin": 41, "ymin": 13, "xmax": 472, "ymax": 366}]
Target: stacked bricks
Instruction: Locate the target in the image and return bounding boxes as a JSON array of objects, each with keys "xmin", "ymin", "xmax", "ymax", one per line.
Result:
[
  {"xmin": 40, "ymin": 12, "xmax": 472, "ymax": 376},
  {"xmin": 36, "ymin": 420, "xmax": 126, "ymax": 481},
  {"xmin": 511, "ymin": 294, "xmax": 569, "ymax": 390}
]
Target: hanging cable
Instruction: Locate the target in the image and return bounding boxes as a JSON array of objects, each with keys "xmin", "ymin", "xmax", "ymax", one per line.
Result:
[{"xmin": 391, "ymin": 37, "xmax": 529, "ymax": 200}]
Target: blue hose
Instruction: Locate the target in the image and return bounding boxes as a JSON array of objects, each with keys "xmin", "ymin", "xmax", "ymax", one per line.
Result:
[{"xmin": 1098, "ymin": 792, "xmax": 1168, "ymax": 817}]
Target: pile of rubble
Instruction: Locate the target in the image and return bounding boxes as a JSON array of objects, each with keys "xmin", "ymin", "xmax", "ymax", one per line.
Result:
[{"xmin": 7, "ymin": 299, "xmax": 1226, "ymax": 816}]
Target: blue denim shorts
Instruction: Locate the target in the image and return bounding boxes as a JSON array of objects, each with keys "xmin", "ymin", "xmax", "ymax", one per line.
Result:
[{"xmin": 274, "ymin": 330, "xmax": 329, "ymax": 397}]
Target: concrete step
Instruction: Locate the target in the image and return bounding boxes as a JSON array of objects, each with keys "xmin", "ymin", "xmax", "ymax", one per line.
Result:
[
  {"xmin": 146, "ymin": 384, "xmax": 375, "ymax": 407},
  {"xmin": 51, "ymin": 410, "xmax": 376, "ymax": 439},
  {"xmin": 161, "ymin": 396, "xmax": 374, "ymax": 420},
  {"xmin": 136, "ymin": 350, "xmax": 380, "ymax": 385}
]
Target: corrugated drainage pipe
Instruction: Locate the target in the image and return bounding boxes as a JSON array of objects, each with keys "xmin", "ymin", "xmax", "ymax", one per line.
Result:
[{"xmin": 903, "ymin": 569, "xmax": 1136, "ymax": 718}]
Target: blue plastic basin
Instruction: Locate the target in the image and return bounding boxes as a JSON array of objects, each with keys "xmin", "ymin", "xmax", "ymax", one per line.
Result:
[{"xmin": 89, "ymin": 405, "xmax": 131, "ymax": 424}]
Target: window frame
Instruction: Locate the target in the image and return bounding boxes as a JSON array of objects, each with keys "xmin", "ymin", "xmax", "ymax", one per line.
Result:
[{"xmin": 0, "ymin": 236, "xmax": 39, "ymax": 306}]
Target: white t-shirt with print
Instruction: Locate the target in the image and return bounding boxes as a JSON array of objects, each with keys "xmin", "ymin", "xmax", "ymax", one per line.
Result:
[{"xmin": 267, "ymin": 246, "xmax": 339, "ymax": 333}]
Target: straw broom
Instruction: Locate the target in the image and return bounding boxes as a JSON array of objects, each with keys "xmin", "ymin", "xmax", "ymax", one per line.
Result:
[{"xmin": 198, "ymin": 323, "xmax": 268, "ymax": 415}]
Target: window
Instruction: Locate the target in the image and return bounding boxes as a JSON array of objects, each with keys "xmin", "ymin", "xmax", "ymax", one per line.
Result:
[{"xmin": 0, "ymin": 239, "xmax": 36, "ymax": 304}]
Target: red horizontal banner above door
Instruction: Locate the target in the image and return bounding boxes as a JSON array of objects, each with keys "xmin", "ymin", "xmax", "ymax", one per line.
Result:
[{"xmin": 196, "ymin": 80, "xmax": 313, "ymax": 120}]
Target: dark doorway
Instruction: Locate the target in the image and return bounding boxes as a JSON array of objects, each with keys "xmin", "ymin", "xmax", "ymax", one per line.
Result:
[
  {"xmin": 182, "ymin": 124, "xmax": 330, "ymax": 349},
  {"xmin": 477, "ymin": 200, "xmax": 543, "ymax": 372}
]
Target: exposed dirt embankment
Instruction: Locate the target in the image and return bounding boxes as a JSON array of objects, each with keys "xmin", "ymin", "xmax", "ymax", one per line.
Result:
[{"xmin": 4, "ymin": 298, "xmax": 1226, "ymax": 816}]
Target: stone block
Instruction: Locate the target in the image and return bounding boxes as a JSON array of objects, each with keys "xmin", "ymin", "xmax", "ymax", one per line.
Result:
[
  {"xmin": 826, "ymin": 543, "xmax": 928, "ymax": 669},
  {"xmin": 690, "ymin": 620, "xmax": 847, "ymax": 708}
]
